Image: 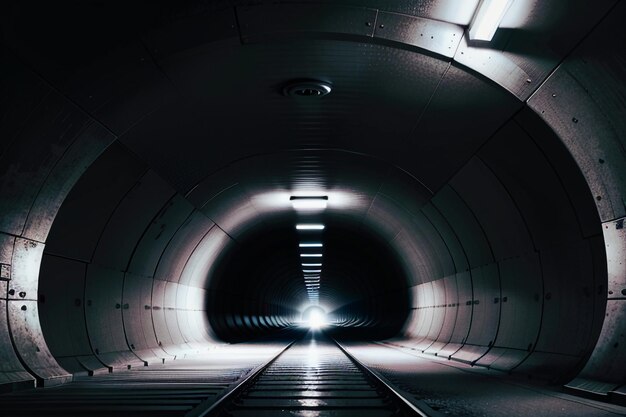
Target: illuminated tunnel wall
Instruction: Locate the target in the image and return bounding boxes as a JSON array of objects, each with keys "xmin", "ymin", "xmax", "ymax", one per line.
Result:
[{"xmin": 0, "ymin": 0, "xmax": 625, "ymax": 399}]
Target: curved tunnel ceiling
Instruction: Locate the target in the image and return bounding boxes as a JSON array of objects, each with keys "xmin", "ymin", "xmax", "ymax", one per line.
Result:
[{"xmin": 0, "ymin": 0, "xmax": 625, "ymax": 404}]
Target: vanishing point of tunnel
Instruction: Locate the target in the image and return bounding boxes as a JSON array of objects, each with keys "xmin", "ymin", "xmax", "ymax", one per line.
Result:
[{"xmin": 1, "ymin": 1, "xmax": 626, "ymax": 416}]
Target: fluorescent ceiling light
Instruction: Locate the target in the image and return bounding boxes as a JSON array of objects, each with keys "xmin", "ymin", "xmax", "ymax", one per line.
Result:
[
  {"xmin": 301, "ymin": 254, "xmax": 322, "ymax": 257},
  {"xmin": 302, "ymin": 263, "xmax": 322, "ymax": 267},
  {"xmin": 468, "ymin": 0, "xmax": 513, "ymax": 41},
  {"xmin": 290, "ymin": 196, "xmax": 328, "ymax": 210},
  {"xmin": 299, "ymin": 243, "xmax": 323, "ymax": 248},
  {"xmin": 296, "ymin": 224, "xmax": 325, "ymax": 230},
  {"xmin": 303, "ymin": 270, "xmax": 322, "ymax": 273}
]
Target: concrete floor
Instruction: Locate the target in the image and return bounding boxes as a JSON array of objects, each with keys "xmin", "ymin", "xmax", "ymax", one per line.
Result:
[{"xmin": 341, "ymin": 341, "xmax": 626, "ymax": 416}]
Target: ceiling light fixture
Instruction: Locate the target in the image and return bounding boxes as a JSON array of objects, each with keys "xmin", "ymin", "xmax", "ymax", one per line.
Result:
[
  {"xmin": 283, "ymin": 80, "xmax": 332, "ymax": 98},
  {"xmin": 302, "ymin": 263, "xmax": 322, "ymax": 267},
  {"xmin": 468, "ymin": 0, "xmax": 513, "ymax": 41},
  {"xmin": 303, "ymin": 270, "xmax": 322, "ymax": 273},
  {"xmin": 301, "ymin": 254, "xmax": 322, "ymax": 257},
  {"xmin": 291, "ymin": 196, "xmax": 328, "ymax": 210},
  {"xmin": 296, "ymin": 224, "xmax": 325, "ymax": 230},
  {"xmin": 299, "ymin": 243, "xmax": 323, "ymax": 247}
]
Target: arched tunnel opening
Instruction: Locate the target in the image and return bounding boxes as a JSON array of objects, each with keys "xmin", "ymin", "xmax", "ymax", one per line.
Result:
[
  {"xmin": 1, "ymin": 1, "xmax": 626, "ymax": 416},
  {"xmin": 207, "ymin": 216, "xmax": 410, "ymax": 342}
]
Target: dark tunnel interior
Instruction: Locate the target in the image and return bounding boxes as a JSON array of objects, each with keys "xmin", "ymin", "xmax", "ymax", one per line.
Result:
[
  {"xmin": 208, "ymin": 218, "xmax": 410, "ymax": 342},
  {"xmin": 1, "ymin": 1, "xmax": 626, "ymax": 415}
]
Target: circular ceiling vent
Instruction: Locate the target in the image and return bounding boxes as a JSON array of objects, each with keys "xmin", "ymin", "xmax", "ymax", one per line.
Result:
[{"xmin": 283, "ymin": 80, "xmax": 332, "ymax": 98}]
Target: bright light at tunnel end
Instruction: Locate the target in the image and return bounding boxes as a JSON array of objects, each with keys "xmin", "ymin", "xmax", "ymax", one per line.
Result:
[{"xmin": 307, "ymin": 310, "xmax": 327, "ymax": 329}]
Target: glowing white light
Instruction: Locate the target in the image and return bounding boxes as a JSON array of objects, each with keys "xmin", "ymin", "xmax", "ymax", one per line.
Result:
[
  {"xmin": 468, "ymin": 0, "xmax": 513, "ymax": 41},
  {"xmin": 308, "ymin": 310, "xmax": 326, "ymax": 329},
  {"xmin": 303, "ymin": 270, "xmax": 322, "ymax": 273},
  {"xmin": 291, "ymin": 196, "xmax": 328, "ymax": 210},
  {"xmin": 299, "ymin": 243, "xmax": 323, "ymax": 248},
  {"xmin": 301, "ymin": 254, "xmax": 322, "ymax": 257},
  {"xmin": 302, "ymin": 263, "xmax": 322, "ymax": 267},
  {"xmin": 296, "ymin": 224, "xmax": 325, "ymax": 230}
]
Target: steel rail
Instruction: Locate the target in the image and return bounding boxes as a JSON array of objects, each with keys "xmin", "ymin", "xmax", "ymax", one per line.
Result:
[
  {"xmin": 332, "ymin": 337, "xmax": 442, "ymax": 417},
  {"xmin": 184, "ymin": 339, "xmax": 297, "ymax": 417}
]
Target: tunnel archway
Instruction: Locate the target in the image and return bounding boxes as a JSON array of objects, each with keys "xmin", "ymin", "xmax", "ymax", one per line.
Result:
[{"xmin": 1, "ymin": 0, "xmax": 625, "ymax": 407}]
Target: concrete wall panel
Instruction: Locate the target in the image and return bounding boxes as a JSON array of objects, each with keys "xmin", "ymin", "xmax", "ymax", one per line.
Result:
[
  {"xmin": 179, "ymin": 226, "xmax": 232, "ymax": 289},
  {"xmin": 127, "ymin": 195, "xmax": 195, "ymax": 278},
  {"xmin": 91, "ymin": 170, "xmax": 175, "ymax": 271},
  {"xmin": 451, "ymin": 157, "xmax": 534, "ymax": 261},
  {"xmin": 38, "ymin": 255, "xmax": 99, "ymax": 372},
  {"xmin": 121, "ymin": 273, "xmax": 168, "ymax": 363},
  {"xmin": 421, "ymin": 203, "xmax": 469, "ymax": 273},
  {"xmin": 570, "ymin": 218, "xmax": 626, "ymax": 391},
  {"xmin": 440, "ymin": 271, "xmax": 472, "ymax": 356},
  {"xmin": 7, "ymin": 300, "xmax": 71, "ymax": 386},
  {"xmin": 22, "ymin": 122, "xmax": 114, "ymax": 243},
  {"xmin": 479, "ymin": 121, "xmax": 586, "ymax": 249},
  {"xmin": 0, "ymin": 92, "xmax": 92, "ymax": 236},
  {"xmin": 425, "ymin": 278, "xmax": 447, "ymax": 343},
  {"xmin": 451, "ymin": 264, "xmax": 499, "ymax": 363},
  {"xmin": 8, "ymin": 238, "xmax": 44, "ymax": 301},
  {"xmin": 154, "ymin": 211, "xmax": 214, "ymax": 283},
  {"xmin": 0, "ymin": 300, "xmax": 35, "ymax": 390},
  {"xmin": 150, "ymin": 280, "xmax": 173, "ymax": 354},
  {"xmin": 399, "ymin": 64, "xmax": 521, "ymax": 193},
  {"xmin": 494, "ymin": 255, "xmax": 542, "ymax": 350},
  {"xmin": 163, "ymin": 282, "xmax": 187, "ymax": 351},
  {"xmin": 44, "ymin": 143, "xmax": 147, "ymax": 262},
  {"xmin": 425, "ymin": 274, "xmax": 459, "ymax": 354},
  {"xmin": 413, "ymin": 283, "xmax": 434, "ymax": 343},
  {"xmin": 535, "ymin": 242, "xmax": 597, "ymax": 356},
  {"xmin": 84, "ymin": 264, "xmax": 140, "ymax": 368},
  {"xmin": 432, "ymin": 186, "xmax": 493, "ymax": 268}
]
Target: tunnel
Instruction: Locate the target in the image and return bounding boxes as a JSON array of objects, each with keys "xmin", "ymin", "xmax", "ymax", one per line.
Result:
[{"xmin": 1, "ymin": 1, "xmax": 626, "ymax": 415}]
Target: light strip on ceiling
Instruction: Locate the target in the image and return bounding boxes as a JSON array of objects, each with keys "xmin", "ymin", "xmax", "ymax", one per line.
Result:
[
  {"xmin": 290, "ymin": 196, "xmax": 328, "ymax": 210},
  {"xmin": 468, "ymin": 0, "xmax": 513, "ymax": 41},
  {"xmin": 296, "ymin": 224, "xmax": 325, "ymax": 230}
]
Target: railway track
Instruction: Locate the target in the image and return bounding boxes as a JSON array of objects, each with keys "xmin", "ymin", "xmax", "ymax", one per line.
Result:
[
  {"xmin": 197, "ymin": 330, "xmax": 430, "ymax": 417},
  {"xmin": 0, "ymin": 331, "xmax": 431, "ymax": 417}
]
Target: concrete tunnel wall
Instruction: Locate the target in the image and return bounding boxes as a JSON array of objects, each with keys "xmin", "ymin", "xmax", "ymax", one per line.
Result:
[{"xmin": 0, "ymin": 0, "xmax": 625, "ymax": 400}]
